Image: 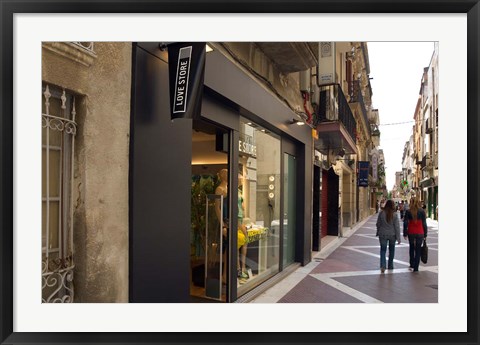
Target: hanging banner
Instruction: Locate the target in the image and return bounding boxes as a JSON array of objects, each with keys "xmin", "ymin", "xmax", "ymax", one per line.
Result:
[
  {"xmin": 167, "ymin": 42, "xmax": 206, "ymax": 120},
  {"xmin": 371, "ymin": 153, "xmax": 378, "ymax": 182},
  {"xmin": 358, "ymin": 161, "xmax": 369, "ymax": 187}
]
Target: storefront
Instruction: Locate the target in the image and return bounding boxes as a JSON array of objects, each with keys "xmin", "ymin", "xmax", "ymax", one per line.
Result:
[
  {"xmin": 129, "ymin": 42, "xmax": 313, "ymax": 302},
  {"xmin": 420, "ymin": 176, "xmax": 438, "ymax": 219}
]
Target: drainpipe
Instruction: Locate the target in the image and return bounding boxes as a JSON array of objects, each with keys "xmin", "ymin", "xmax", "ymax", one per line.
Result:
[{"xmin": 300, "ymin": 69, "xmax": 313, "ymax": 124}]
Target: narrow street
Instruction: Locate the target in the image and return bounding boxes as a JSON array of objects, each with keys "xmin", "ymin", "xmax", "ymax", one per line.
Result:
[{"xmin": 252, "ymin": 212, "xmax": 438, "ymax": 303}]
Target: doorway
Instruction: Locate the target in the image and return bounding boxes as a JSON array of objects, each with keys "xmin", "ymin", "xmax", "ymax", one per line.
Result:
[
  {"xmin": 327, "ymin": 168, "xmax": 339, "ymax": 236},
  {"xmin": 312, "ymin": 165, "xmax": 321, "ymax": 251},
  {"xmin": 190, "ymin": 120, "xmax": 229, "ymax": 301}
]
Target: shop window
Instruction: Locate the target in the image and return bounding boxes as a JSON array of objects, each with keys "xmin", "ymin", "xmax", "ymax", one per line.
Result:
[{"xmin": 237, "ymin": 119, "xmax": 281, "ymax": 296}]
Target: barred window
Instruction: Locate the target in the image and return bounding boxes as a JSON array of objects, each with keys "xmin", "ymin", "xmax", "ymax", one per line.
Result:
[{"xmin": 42, "ymin": 84, "xmax": 77, "ymax": 303}]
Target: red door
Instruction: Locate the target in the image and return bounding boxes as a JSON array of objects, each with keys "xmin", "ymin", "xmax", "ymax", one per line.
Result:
[{"xmin": 321, "ymin": 170, "xmax": 328, "ymax": 238}]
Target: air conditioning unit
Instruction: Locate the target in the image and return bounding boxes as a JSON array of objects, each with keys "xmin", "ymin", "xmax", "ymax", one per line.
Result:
[{"xmin": 322, "ymin": 88, "xmax": 338, "ymax": 121}]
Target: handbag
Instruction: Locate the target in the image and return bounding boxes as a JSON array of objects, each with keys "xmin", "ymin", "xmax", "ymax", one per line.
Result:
[{"xmin": 421, "ymin": 238, "xmax": 428, "ymax": 264}]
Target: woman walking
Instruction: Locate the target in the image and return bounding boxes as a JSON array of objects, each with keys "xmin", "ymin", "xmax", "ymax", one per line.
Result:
[
  {"xmin": 376, "ymin": 200, "xmax": 401, "ymax": 273},
  {"xmin": 403, "ymin": 197, "xmax": 428, "ymax": 272}
]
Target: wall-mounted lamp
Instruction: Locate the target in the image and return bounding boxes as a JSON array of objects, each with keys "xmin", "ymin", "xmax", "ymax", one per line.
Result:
[
  {"xmin": 159, "ymin": 42, "xmax": 214, "ymax": 53},
  {"xmin": 290, "ymin": 119, "xmax": 305, "ymax": 126}
]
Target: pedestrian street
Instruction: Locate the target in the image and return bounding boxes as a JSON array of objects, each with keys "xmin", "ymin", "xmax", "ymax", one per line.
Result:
[{"xmin": 251, "ymin": 212, "xmax": 438, "ymax": 303}]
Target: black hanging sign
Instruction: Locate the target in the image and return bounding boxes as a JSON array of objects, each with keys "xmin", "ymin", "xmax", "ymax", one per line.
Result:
[
  {"xmin": 358, "ymin": 161, "xmax": 369, "ymax": 187},
  {"xmin": 167, "ymin": 42, "xmax": 206, "ymax": 120}
]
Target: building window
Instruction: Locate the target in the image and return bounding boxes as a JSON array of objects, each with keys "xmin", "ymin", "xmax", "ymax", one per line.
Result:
[{"xmin": 42, "ymin": 84, "xmax": 77, "ymax": 303}]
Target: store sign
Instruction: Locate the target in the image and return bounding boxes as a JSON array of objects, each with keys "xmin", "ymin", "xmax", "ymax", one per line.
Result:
[
  {"xmin": 358, "ymin": 161, "xmax": 369, "ymax": 187},
  {"xmin": 318, "ymin": 42, "xmax": 336, "ymax": 85},
  {"xmin": 168, "ymin": 42, "xmax": 206, "ymax": 120},
  {"xmin": 239, "ymin": 139, "xmax": 257, "ymax": 157}
]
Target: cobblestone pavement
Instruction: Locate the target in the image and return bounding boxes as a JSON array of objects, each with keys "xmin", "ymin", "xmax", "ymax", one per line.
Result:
[{"xmin": 251, "ymin": 212, "xmax": 438, "ymax": 303}]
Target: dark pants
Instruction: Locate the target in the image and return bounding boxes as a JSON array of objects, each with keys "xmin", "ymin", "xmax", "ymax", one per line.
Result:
[
  {"xmin": 379, "ymin": 236, "xmax": 396, "ymax": 269},
  {"xmin": 408, "ymin": 234, "xmax": 424, "ymax": 271}
]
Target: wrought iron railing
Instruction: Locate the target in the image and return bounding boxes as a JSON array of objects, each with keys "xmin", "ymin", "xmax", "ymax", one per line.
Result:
[
  {"xmin": 42, "ymin": 84, "xmax": 76, "ymax": 303},
  {"xmin": 350, "ymin": 80, "xmax": 371, "ymax": 136},
  {"xmin": 316, "ymin": 84, "xmax": 356, "ymax": 144}
]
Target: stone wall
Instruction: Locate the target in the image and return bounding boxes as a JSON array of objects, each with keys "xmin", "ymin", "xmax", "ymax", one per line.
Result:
[{"xmin": 42, "ymin": 42, "xmax": 132, "ymax": 302}]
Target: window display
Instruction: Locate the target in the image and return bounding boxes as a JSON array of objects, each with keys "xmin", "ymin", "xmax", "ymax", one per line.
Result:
[{"xmin": 237, "ymin": 119, "xmax": 281, "ymax": 295}]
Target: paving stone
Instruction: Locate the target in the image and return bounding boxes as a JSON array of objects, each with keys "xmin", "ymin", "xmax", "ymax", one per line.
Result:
[{"xmin": 251, "ymin": 213, "xmax": 438, "ymax": 303}]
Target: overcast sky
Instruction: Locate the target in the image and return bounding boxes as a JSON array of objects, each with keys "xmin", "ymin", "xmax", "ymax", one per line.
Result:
[{"xmin": 367, "ymin": 42, "xmax": 435, "ymax": 191}]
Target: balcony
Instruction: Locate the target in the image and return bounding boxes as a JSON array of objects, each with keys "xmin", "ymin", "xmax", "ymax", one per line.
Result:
[
  {"xmin": 421, "ymin": 153, "xmax": 432, "ymax": 170},
  {"xmin": 314, "ymin": 84, "xmax": 357, "ymax": 155},
  {"xmin": 349, "ymin": 80, "xmax": 371, "ymax": 137},
  {"xmin": 255, "ymin": 42, "xmax": 317, "ymax": 73}
]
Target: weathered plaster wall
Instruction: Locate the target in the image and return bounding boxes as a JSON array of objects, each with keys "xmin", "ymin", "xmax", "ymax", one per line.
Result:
[
  {"xmin": 42, "ymin": 42, "xmax": 131, "ymax": 302},
  {"xmin": 213, "ymin": 42, "xmax": 306, "ymax": 115}
]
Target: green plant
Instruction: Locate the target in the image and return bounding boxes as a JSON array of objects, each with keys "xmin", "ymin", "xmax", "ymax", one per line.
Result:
[{"xmin": 191, "ymin": 175, "xmax": 219, "ymax": 259}]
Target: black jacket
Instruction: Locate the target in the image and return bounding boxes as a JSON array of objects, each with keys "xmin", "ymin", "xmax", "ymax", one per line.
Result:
[{"xmin": 403, "ymin": 208, "xmax": 428, "ymax": 237}]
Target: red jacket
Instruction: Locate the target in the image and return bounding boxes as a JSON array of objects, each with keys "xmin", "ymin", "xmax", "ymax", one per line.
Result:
[
  {"xmin": 406, "ymin": 219, "xmax": 424, "ymax": 234},
  {"xmin": 403, "ymin": 209, "xmax": 428, "ymax": 236}
]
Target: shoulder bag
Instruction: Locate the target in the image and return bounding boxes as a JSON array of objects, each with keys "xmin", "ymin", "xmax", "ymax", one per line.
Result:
[{"xmin": 421, "ymin": 238, "xmax": 428, "ymax": 264}]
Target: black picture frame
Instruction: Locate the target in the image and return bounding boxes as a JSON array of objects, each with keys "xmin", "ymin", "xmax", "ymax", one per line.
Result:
[{"xmin": 1, "ymin": 1, "xmax": 479, "ymax": 344}]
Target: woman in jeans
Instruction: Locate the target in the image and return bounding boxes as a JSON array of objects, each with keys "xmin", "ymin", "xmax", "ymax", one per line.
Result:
[
  {"xmin": 376, "ymin": 200, "xmax": 401, "ymax": 273},
  {"xmin": 403, "ymin": 197, "xmax": 428, "ymax": 272}
]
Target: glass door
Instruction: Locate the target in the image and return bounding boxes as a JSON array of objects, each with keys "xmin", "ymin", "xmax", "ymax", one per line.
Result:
[
  {"xmin": 283, "ymin": 153, "xmax": 296, "ymax": 267},
  {"xmin": 191, "ymin": 121, "xmax": 229, "ymax": 302}
]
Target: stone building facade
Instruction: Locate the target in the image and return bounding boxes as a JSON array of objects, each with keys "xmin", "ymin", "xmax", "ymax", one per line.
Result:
[
  {"xmin": 42, "ymin": 42, "xmax": 131, "ymax": 302},
  {"xmin": 401, "ymin": 42, "xmax": 438, "ymax": 218},
  {"xmin": 41, "ymin": 41, "xmax": 382, "ymax": 303}
]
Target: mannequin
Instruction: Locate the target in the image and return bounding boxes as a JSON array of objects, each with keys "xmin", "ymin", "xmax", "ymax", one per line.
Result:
[
  {"xmin": 215, "ymin": 168, "xmax": 228, "ymax": 283},
  {"xmin": 214, "ymin": 168, "xmax": 250, "ymax": 284},
  {"xmin": 215, "ymin": 168, "xmax": 228, "ymax": 229},
  {"xmin": 237, "ymin": 174, "xmax": 249, "ymax": 281}
]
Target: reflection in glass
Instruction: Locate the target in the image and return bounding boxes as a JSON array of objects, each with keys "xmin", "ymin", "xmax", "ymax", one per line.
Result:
[
  {"xmin": 238, "ymin": 119, "xmax": 281, "ymax": 296},
  {"xmin": 190, "ymin": 124, "xmax": 228, "ymax": 301},
  {"xmin": 204, "ymin": 194, "xmax": 224, "ymax": 300},
  {"xmin": 283, "ymin": 153, "xmax": 296, "ymax": 267}
]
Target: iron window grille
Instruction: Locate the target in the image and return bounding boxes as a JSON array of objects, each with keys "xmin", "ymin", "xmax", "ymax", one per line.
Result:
[{"xmin": 42, "ymin": 84, "xmax": 77, "ymax": 303}]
